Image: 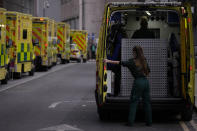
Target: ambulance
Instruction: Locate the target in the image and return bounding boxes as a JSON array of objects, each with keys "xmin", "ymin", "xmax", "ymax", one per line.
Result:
[
  {"xmin": 0, "ymin": 8, "xmax": 8, "ymax": 84},
  {"xmin": 32, "ymin": 17, "xmax": 53, "ymax": 71},
  {"xmin": 95, "ymin": 1, "xmax": 195, "ymax": 121},
  {"xmin": 6, "ymin": 12, "xmax": 34, "ymax": 78},
  {"xmin": 57, "ymin": 22, "xmax": 70, "ymax": 64},
  {"xmin": 70, "ymin": 30, "xmax": 88, "ymax": 63}
]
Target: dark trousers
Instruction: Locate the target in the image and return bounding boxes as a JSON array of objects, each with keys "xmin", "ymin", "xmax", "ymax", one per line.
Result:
[
  {"xmin": 114, "ymin": 67, "xmax": 121, "ymax": 96},
  {"xmin": 128, "ymin": 77, "xmax": 152, "ymax": 125}
]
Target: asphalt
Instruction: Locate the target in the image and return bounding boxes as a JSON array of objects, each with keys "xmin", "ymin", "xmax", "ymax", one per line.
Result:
[{"xmin": 0, "ymin": 62, "xmax": 196, "ymax": 131}]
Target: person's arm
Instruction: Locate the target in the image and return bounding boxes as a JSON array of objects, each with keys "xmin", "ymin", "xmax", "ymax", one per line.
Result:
[
  {"xmin": 104, "ymin": 59, "xmax": 120, "ymax": 65},
  {"xmin": 104, "ymin": 59, "xmax": 132, "ymax": 68}
]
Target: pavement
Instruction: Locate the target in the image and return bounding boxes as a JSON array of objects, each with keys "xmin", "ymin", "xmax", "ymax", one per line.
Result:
[{"xmin": 0, "ymin": 61, "xmax": 196, "ymax": 131}]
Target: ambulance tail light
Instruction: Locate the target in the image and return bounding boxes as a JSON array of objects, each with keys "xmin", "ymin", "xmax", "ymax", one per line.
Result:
[
  {"xmin": 104, "ymin": 65, "xmax": 106, "ymax": 71},
  {"xmin": 190, "ymin": 65, "xmax": 192, "ymax": 71}
]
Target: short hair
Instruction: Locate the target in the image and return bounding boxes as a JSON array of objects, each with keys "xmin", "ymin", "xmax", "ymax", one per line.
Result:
[{"xmin": 140, "ymin": 16, "xmax": 148, "ymax": 27}]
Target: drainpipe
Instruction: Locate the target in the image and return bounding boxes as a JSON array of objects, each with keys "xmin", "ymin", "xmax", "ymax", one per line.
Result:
[{"xmin": 79, "ymin": 0, "xmax": 83, "ymax": 30}]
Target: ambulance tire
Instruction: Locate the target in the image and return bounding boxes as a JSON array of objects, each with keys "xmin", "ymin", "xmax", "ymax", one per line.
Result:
[
  {"xmin": 53, "ymin": 62, "xmax": 57, "ymax": 66},
  {"xmin": 77, "ymin": 59, "xmax": 81, "ymax": 63},
  {"xmin": 43, "ymin": 66, "xmax": 48, "ymax": 71},
  {"xmin": 181, "ymin": 96, "xmax": 193, "ymax": 121},
  {"xmin": 14, "ymin": 72, "xmax": 21, "ymax": 79},
  {"xmin": 1, "ymin": 73, "xmax": 8, "ymax": 85},
  {"xmin": 98, "ymin": 107, "xmax": 110, "ymax": 121},
  {"xmin": 61, "ymin": 59, "xmax": 66, "ymax": 64},
  {"xmin": 83, "ymin": 59, "xmax": 87, "ymax": 63},
  {"xmin": 181, "ymin": 106, "xmax": 193, "ymax": 121},
  {"xmin": 29, "ymin": 68, "xmax": 35, "ymax": 76}
]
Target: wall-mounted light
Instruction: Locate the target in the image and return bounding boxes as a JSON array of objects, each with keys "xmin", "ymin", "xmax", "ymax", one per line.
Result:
[{"xmin": 145, "ymin": 11, "xmax": 151, "ymax": 16}]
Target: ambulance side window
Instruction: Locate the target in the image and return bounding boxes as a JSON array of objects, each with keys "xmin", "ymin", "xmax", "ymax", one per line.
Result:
[{"xmin": 23, "ymin": 29, "xmax": 27, "ymax": 39}]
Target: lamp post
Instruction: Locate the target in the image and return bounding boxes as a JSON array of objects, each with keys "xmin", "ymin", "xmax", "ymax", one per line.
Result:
[{"xmin": 43, "ymin": 0, "xmax": 50, "ymax": 17}]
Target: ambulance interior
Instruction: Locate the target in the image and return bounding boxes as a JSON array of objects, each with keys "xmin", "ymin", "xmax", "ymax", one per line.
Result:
[{"xmin": 106, "ymin": 9, "xmax": 181, "ymax": 98}]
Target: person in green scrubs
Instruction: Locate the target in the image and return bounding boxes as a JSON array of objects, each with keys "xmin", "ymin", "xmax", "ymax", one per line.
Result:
[{"xmin": 104, "ymin": 45, "xmax": 152, "ymax": 126}]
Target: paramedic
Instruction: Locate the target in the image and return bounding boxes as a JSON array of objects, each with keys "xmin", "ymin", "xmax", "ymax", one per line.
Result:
[
  {"xmin": 132, "ymin": 16, "xmax": 155, "ymax": 39},
  {"xmin": 107, "ymin": 12, "xmax": 128, "ymax": 96}
]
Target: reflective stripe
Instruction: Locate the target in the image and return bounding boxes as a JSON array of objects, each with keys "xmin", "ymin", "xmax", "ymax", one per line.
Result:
[
  {"xmin": 73, "ymin": 39, "xmax": 83, "ymax": 50},
  {"xmin": 71, "ymin": 32, "xmax": 87, "ymax": 51},
  {"xmin": 76, "ymin": 35, "xmax": 85, "ymax": 50},
  {"xmin": 185, "ymin": 18, "xmax": 187, "ymax": 29},
  {"xmin": 32, "ymin": 28, "xmax": 42, "ymax": 56},
  {"xmin": 27, "ymin": 52, "xmax": 30, "ymax": 61},
  {"xmin": 0, "ymin": 44, "xmax": 2, "ymax": 55},
  {"xmin": 34, "ymin": 46, "xmax": 40, "ymax": 56},
  {"xmin": 21, "ymin": 52, "xmax": 24, "ymax": 62},
  {"xmin": 17, "ymin": 43, "xmax": 32, "ymax": 62},
  {"xmin": 0, "ymin": 55, "xmax": 4, "ymax": 67},
  {"xmin": 18, "ymin": 43, "xmax": 21, "ymax": 52},
  {"xmin": 57, "ymin": 28, "xmax": 64, "ymax": 52}
]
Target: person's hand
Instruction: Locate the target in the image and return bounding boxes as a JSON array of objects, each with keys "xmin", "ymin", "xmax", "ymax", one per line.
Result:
[{"xmin": 103, "ymin": 59, "xmax": 109, "ymax": 63}]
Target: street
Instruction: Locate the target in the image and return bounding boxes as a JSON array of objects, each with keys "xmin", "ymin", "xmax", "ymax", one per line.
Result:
[{"xmin": 0, "ymin": 62, "xmax": 196, "ymax": 131}]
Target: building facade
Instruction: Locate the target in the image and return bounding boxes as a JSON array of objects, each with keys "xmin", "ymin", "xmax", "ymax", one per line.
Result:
[
  {"xmin": 35, "ymin": 0, "xmax": 61, "ymax": 21},
  {"xmin": 60, "ymin": 0, "xmax": 138, "ymax": 38},
  {"xmin": 61, "ymin": 0, "xmax": 79, "ymax": 29},
  {"xmin": 1, "ymin": 0, "xmax": 34, "ymax": 15}
]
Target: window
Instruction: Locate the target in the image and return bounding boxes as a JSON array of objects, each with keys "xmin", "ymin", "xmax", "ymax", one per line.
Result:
[
  {"xmin": 61, "ymin": 0, "xmax": 71, "ymax": 4},
  {"xmin": 23, "ymin": 29, "xmax": 27, "ymax": 39}
]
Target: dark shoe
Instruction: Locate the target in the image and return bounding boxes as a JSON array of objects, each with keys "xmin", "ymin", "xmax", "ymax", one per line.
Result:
[
  {"xmin": 125, "ymin": 122, "xmax": 133, "ymax": 127},
  {"xmin": 146, "ymin": 123, "xmax": 152, "ymax": 127}
]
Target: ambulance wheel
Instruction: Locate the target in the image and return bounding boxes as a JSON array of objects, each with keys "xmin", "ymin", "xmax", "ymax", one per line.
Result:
[
  {"xmin": 53, "ymin": 62, "xmax": 57, "ymax": 66},
  {"xmin": 14, "ymin": 72, "xmax": 21, "ymax": 79},
  {"xmin": 61, "ymin": 59, "xmax": 66, "ymax": 64},
  {"xmin": 83, "ymin": 59, "xmax": 87, "ymax": 63},
  {"xmin": 1, "ymin": 73, "xmax": 8, "ymax": 85},
  {"xmin": 29, "ymin": 68, "xmax": 35, "ymax": 76},
  {"xmin": 181, "ymin": 106, "xmax": 193, "ymax": 121},
  {"xmin": 181, "ymin": 95, "xmax": 193, "ymax": 121},
  {"xmin": 43, "ymin": 66, "xmax": 48, "ymax": 71},
  {"xmin": 98, "ymin": 107, "xmax": 110, "ymax": 121},
  {"xmin": 77, "ymin": 59, "xmax": 81, "ymax": 63}
]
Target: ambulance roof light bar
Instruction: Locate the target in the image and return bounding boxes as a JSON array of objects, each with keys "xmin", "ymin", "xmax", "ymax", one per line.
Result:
[
  {"xmin": 146, "ymin": 0, "xmax": 180, "ymax": 2},
  {"xmin": 110, "ymin": 1, "xmax": 182, "ymax": 7}
]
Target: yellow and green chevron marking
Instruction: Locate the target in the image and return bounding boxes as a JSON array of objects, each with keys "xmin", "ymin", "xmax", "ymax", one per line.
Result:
[{"xmin": 17, "ymin": 43, "xmax": 31, "ymax": 63}]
